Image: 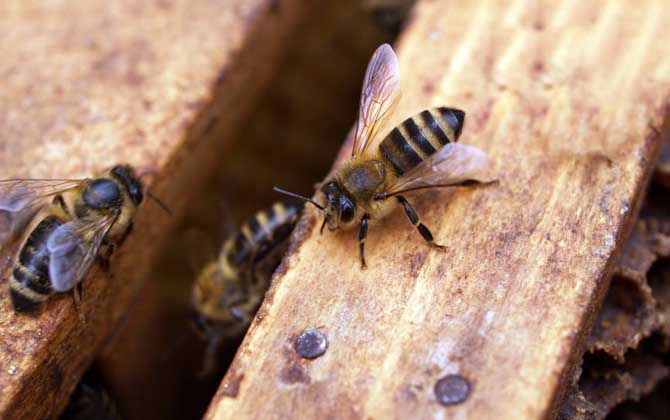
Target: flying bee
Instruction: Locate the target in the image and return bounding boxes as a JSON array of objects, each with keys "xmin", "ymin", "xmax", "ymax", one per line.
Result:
[
  {"xmin": 275, "ymin": 43, "xmax": 491, "ymax": 268},
  {"xmin": 0, "ymin": 165, "xmax": 163, "ymax": 313},
  {"xmin": 191, "ymin": 201, "xmax": 303, "ymax": 374}
]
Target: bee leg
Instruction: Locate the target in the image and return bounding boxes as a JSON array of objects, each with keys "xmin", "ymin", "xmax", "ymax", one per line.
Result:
[
  {"xmin": 72, "ymin": 284, "xmax": 86, "ymax": 323},
  {"xmin": 359, "ymin": 214, "xmax": 370, "ymax": 269},
  {"xmin": 97, "ymin": 239, "xmax": 115, "ymax": 271},
  {"xmin": 228, "ymin": 298, "xmax": 252, "ymax": 324},
  {"xmin": 230, "ymin": 306, "xmax": 251, "ymax": 324},
  {"xmin": 396, "ymin": 196, "xmax": 447, "ymax": 251}
]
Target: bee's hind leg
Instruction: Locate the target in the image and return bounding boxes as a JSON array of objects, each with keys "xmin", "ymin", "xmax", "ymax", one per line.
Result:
[{"xmin": 396, "ymin": 196, "xmax": 447, "ymax": 252}]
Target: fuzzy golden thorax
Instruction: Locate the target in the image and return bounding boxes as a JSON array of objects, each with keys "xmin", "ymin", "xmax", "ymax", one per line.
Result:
[
  {"xmin": 321, "ymin": 153, "xmax": 397, "ymax": 231},
  {"xmin": 57, "ymin": 165, "xmax": 143, "ymax": 241}
]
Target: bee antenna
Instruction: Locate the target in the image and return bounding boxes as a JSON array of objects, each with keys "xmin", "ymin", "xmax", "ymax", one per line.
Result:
[
  {"xmin": 146, "ymin": 190, "xmax": 172, "ymax": 216},
  {"xmin": 273, "ymin": 187, "xmax": 324, "ymax": 211}
]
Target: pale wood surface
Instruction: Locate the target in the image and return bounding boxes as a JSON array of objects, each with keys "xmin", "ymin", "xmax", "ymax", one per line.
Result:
[
  {"xmin": 205, "ymin": 1, "xmax": 670, "ymax": 419},
  {"xmin": 0, "ymin": 1, "xmax": 304, "ymax": 418}
]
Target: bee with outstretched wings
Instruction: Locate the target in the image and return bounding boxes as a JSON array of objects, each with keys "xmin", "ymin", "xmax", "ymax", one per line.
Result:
[
  {"xmin": 0, "ymin": 165, "xmax": 145, "ymax": 312},
  {"xmin": 275, "ymin": 43, "xmax": 491, "ymax": 268}
]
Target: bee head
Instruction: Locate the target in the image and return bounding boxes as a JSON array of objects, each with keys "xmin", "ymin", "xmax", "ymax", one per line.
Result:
[
  {"xmin": 110, "ymin": 165, "xmax": 144, "ymax": 206},
  {"xmin": 321, "ymin": 180, "xmax": 356, "ymax": 231}
]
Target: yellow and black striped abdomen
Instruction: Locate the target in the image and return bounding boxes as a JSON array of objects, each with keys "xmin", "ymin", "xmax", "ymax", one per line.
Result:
[
  {"xmin": 9, "ymin": 214, "xmax": 64, "ymax": 312},
  {"xmin": 224, "ymin": 202, "xmax": 303, "ymax": 269},
  {"xmin": 379, "ymin": 107, "xmax": 465, "ymax": 176}
]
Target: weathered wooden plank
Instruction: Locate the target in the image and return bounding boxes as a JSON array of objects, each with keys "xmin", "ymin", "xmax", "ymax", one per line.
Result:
[
  {"xmin": 205, "ymin": 0, "xmax": 670, "ymax": 419},
  {"xmin": 0, "ymin": 1, "xmax": 305, "ymax": 419}
]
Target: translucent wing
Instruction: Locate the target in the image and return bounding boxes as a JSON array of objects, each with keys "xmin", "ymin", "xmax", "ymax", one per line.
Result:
[
  {"xmin": 382, "ymin": 143, "xmax": 490, "ymax": 197},
  {"xmin": 0, "ymin": 179, "xmax": 82, "ymax": 212},
  {"xmin": 0, "ymin": 179, "xmax": 82, "ymax": 244},
  {"xmin": 47, "ymin": 213, "xmax": 116, "ymax": 292},
  {"xmin": 352, "ymin": 43, "xmax": 401, "ymax": 157}
]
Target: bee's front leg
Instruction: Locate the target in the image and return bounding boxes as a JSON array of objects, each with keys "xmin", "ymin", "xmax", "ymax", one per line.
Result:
[{"xmin": 358, "ymin": 213, "xmax": 370, "ymax": 269}]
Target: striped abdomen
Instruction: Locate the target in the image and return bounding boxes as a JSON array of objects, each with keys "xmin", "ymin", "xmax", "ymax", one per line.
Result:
[
  {"xmin": 225, "ymin": 202, "xmax": 303, "ymax": 268},
  {"xmin": 379, "ymin": 107, "xmax": 465, "ymax": 176},
  {"xmin": 9, "ymin": 215, "xmax": 64, "ymax": 312}
]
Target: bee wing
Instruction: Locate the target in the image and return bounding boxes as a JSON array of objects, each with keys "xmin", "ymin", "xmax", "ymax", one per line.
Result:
[
  {"xmin": 352, "ymin": 43, "xmax": 401, "ymax": 157},
  {"xmin": 0, "ymin": 179, "xmax": 83, "ymax": 244},
  {"xmin": 46, "ymin": 213, "xmax": 116, "ymax": 292},
  {"xmin": 0, "ymin": 179, "xmax": 83, "ymax": 212},
  {"xmin": 382, "ymin": 143, "xmax": 490, "ymax": 197}
]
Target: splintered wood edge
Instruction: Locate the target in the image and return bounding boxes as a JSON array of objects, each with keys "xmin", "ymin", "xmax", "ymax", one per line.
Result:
[
  {"xmin": 0, "ymin": 1, "xmax": 305, "ymax": 419},
  {"xmin": 206, "ymin": 1, "xmax": 670, "ymax": 419}
]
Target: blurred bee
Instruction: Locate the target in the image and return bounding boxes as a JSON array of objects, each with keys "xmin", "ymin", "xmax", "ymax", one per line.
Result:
[
  {"xmin": 275, "ymin": 44, "xmax": 490, "ymax": 268},
  {"xmin": 191, "ymin": 201, "xmax": 303, "ymax": 374},
  {"xmin": 0, "ymin": 165, "xmax": 153, "ymax": 312},
  {"xmin": 60, "ymin": 368, "xmax": 123, "ymax": 420}
]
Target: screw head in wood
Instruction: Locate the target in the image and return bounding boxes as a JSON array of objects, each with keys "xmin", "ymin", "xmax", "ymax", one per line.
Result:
[
  {"xmin": 434, "ymin": 374, "xmax": 471, "ymax": 406},
  {"xmin": 294, "ymin": 328, "xmax": 328, "ymax": 359}
]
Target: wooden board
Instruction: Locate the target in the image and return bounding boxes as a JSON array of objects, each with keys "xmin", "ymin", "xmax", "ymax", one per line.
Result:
[
  {"xmin": 0, "ymin": 1, "xmax": 305, "ymax": 419},
  {"xmin": 205, "ymin": 1, "xmax": 670, "ymax": 419}
]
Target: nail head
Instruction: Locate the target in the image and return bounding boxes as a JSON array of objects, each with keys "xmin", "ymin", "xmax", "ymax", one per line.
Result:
[
  {"xmin": 294, "ymin": 328, "xmax": 328, "ymax": 359},
  {"xmin": 434, "ymin": 374, "xmax": 471, "ymax": 406}
]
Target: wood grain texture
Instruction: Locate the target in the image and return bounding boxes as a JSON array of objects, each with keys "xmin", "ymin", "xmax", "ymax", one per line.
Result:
[
  {"xmin": 0, "ymin": 0, "xmax": 304, "ymax": 419},
  {"xmin": 205, "ymin": 1, "xmax": 670, "ymax": 419}
]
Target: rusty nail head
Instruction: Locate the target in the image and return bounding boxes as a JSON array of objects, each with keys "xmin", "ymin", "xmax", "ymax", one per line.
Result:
[
  {"xmin": 294, "ymin": 328, "xmax": 328, "ymax": 359},
  {"xmin": 434, "ymin": 374, "xmax": 471, "ymax": 406}
]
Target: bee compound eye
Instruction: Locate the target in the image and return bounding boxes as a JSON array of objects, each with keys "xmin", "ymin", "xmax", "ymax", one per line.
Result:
[
  {"xmin": 340, "ymin": 198, "xmax": 355, "ymax": 223},
  {"xmin": 84, "ymin": 179, "xmax": 121, "ymax": 209}
]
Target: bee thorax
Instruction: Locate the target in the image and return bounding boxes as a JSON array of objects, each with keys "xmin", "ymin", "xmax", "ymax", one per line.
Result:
[{"xmin": 340, "ymin": 159, "xmax": 386, "ymax": 202}]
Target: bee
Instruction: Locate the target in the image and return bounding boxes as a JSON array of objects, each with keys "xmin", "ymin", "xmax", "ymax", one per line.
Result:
[
  {"xmin": 275, "ymin": 44, "xmax": 490, "ymax": 268},
  {"xmin": 0, "ymin": 165, "xmax": 156, "ymax": 312},
  {"xmin": 191, "ymin": 201, "xmax": 303, "ymax": 373}
]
